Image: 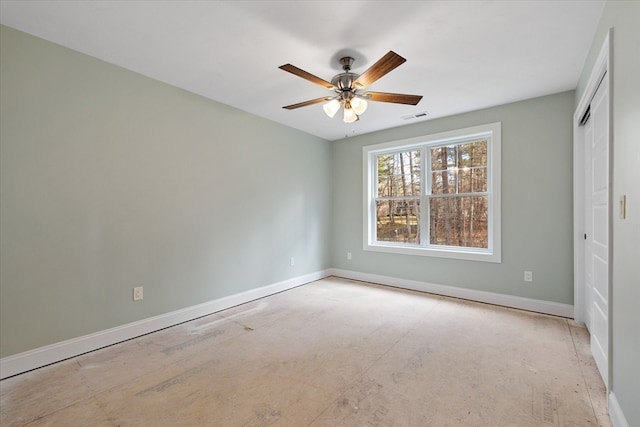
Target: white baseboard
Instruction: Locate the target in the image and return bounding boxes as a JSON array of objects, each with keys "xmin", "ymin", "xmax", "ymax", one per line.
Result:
[
  {"xmin": 0, "ymin": 270, "xmax": 330, "ymax": 380},
  {"xmin": 609, "ymin": 392, "xmax": 630, "ymax": 427},
  {"xmin": 328, "ymin": 268, "xmax": 574, "ymax": 318}
]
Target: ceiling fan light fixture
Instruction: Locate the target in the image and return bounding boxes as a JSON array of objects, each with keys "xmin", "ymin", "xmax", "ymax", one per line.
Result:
[
  {"xmin": 343, "ymin": 107, "xmax": 358, "ymax": 123},
  {"xmin": 351, "ymin": 97, "xmax": 368, "ymax": 115},
  {"xmin": 323, "ymin": 99, "xmax": 341, "ymax": 118}
]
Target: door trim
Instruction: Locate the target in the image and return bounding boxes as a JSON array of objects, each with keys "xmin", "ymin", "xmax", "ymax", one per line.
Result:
[{"xmin": 573, "ymin": 29, "xmax": 612, "ymax": 390}]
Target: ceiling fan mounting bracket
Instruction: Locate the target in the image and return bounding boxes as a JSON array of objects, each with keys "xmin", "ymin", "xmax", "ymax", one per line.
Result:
[{"xmin": 339, "ymin": 56, "xmax": 355, "ymax": 72}]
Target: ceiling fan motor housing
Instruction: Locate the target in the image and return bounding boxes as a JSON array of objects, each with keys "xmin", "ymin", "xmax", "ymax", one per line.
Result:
[{"xmin": 332, "ymin": 73, "xmax": 358, "ymax": 94}]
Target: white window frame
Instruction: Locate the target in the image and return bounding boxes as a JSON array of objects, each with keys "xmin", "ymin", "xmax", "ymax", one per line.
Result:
[{"xmin": 363, "ymin": 122, "xmax": 501, "ymax": 263}]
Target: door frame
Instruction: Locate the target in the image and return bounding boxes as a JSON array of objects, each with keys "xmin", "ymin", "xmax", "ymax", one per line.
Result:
[{"xmin": 573, "ymin": 29, "xmax": 612, "ymax": 389}]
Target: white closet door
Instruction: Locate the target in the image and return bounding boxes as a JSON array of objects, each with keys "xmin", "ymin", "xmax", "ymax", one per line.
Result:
[{"xmin": 585, "ymin": 74, "xmax": 609, "ymax": 385}]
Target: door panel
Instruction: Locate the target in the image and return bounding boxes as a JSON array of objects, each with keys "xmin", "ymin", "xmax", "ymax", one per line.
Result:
[
  {"xmin": 593, "ymin": 255, "xmax": 608, "ymax": 302},
  {"xmin": 586, "ymin": 74, "xmax": 609, "ymax": 386},
  {"xmin": 583, "ymin": 116, "xmax": 593, "ymax": 332}
]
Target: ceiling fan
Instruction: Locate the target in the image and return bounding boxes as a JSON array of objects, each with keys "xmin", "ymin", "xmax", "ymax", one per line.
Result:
[{"xmin": 279, "ymin": 51, "xmax": 423, "ymax": 123}]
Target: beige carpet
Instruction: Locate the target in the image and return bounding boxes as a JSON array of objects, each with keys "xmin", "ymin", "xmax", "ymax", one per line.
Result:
[{"xmin": 1, "ymin": 277, "xmax": 611, "ymax": 426}]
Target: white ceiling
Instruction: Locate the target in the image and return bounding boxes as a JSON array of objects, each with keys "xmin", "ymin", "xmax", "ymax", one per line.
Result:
[{"xmin": 1, "ymin": 1, "xmax": 605, "ymax": 141}]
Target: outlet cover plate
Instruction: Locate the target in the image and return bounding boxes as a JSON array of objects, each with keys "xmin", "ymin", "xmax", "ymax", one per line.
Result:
[{"xmin": 133, "ymin": 286, "xmax": 143, "ymax": 301}]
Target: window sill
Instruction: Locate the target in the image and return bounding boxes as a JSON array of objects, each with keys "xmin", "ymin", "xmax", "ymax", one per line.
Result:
[{"xmin": 364, "ymin": 242, "xmax": 501, "ymax": 263}]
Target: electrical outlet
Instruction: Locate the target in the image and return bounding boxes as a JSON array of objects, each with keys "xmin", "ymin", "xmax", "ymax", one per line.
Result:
[
  {"xmin": 290, "ymin": 257, "xmax": 295, "ymax": 267},
  {"xmin": 347, "ymin": 252, "xmax": 352, "ymax": 260},
  {"xmin": 133, "ymin": 286, "xmax": 143, "ymax": 301},
  {"xmin": 524, "ymin": 271, "xmax": 533, "ymax": 282}
]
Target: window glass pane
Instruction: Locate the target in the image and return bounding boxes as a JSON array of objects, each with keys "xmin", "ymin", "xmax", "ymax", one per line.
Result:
[
  {"xmin": 377, "ymin": 175, "xmax": 390, "ymax": 197},
  {"xmin": 429, "ymin": 196, "xmax": 488, "ymax": 248},
  {"xmin": 376, "ymin": 199, "xmax": 420, "ymax": 244},
  {"xmin": 431, "ymin": 145, "xmax": 457, "ymax": 171},
  {"xmin": 457, "ymin": 167, "xmax": 488, "ymax": 194},
  {"xmin": 472, "ymin": 168, "xmax": 487, "ymax": 192},
  {"xmin": 431, "ymin": 170, "xmax": 456, "ymax": 195},
  {"xmin": 409, "ymin": 173, "xmax": 421, "ymax": 196},
  {"xmin": 458, "ymin": 144, "xmax": 472, "ymax": 167},
  {"xmin": 459, "ymin": 168, "xmax": 472, "ymax": 193},
  {"xmin": 466, "ymin": 140, "xmax": 487, "ymax": 166},
  {"xmin": 430, "ymin": 147, "xmax": 444, "ymax": 170},
  {"xmin": 459, "ymin": 140, "xmax": 488, "ymax": 167}
]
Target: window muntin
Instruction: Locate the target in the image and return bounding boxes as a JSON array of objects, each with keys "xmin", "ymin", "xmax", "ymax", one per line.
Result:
[{"xmin": 364, "ymin": 123, "xmax": 501, "ymax": 263}]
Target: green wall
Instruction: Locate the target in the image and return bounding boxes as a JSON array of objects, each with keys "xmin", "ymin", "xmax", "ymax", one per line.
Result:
[
  {"xmin": 0, "ymin": 25, "xmax": 333, "ymax": 357},
  {"xmin": 576, "ymin": 2, "xmax": 640, "ymax": 425},
  {"xmin": 332, "ymin": 91, "xmax": 575, "ymax": 304}
]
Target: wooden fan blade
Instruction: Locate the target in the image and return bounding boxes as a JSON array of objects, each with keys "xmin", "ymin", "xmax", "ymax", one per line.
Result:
[
  {"xmin": 283, "ymin": 97, "xmax": 333, "ymax": 110},
  {"xmin": 353, "ymin": 51, "xmax": 406, "ymax": 89},
  {"xmin": 365, "ymin": 91, "xmax": 423, "ymax": 105},
  {"xmin": 279, "ymin": 64, "xmax": 336, "ymax": 89}
]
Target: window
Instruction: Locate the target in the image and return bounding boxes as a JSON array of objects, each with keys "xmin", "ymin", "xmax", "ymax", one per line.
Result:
[{"xmin": 363, "ymin": 123, "xmax": 501, "ymax": 262}]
